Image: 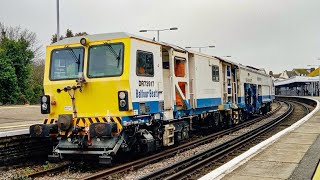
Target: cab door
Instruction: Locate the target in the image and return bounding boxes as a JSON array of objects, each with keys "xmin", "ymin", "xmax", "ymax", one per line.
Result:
[
  {"xmin": 161, "ymin": 47, "xmax": 190, "ymax": 120},
  {"xmin": 130, "ymin": 40, "xmax": 164, "ymax": 117}
]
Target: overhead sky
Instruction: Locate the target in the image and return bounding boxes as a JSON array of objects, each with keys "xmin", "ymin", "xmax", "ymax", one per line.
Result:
[{"xmin": 1, "ymin": 0, "xmax": 320, "ymax": 73}]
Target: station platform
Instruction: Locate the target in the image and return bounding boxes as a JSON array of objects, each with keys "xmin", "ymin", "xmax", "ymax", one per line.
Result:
[
  {"xmin": 0, "ymin": 105, "xmax": 45, "ymax": 137},
  {"xmin": 200, "ymin": 96, "xmax": 320, "ymax": 180}
]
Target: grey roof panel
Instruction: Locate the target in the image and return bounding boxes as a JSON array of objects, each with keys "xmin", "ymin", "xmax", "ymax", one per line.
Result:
[
  {"xmin": 50, "ymin": 32, "xmax": 186, "ymax": 52},
  {"xmin": 51, "ymin": 32, "xmax": 132, "ymax": 46}
]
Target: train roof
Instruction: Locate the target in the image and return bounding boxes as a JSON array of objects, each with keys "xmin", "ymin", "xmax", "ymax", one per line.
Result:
[
  {"xmin": 237, "ymin": 63, "xmax": 270, "ymax": 77},
  {"xmin": 50, "ymin": 32, "xmax": 187, "ymax": 52},
  {"xmin": 51, "ymin": 32, "xmax": 239, "ymax": 64},
  {"xmin": 50, "ymin": 32, "xmax": 270, "ymax": 77}
]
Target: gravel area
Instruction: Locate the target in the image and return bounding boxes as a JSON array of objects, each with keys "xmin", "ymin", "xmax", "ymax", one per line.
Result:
[
  {"xmin": 0, "ymin": 161, "xmax": 68, "ymax": 180},
  {"xmin": 37, "ymin": 170, "xmax": 93, "ymax": 180}
]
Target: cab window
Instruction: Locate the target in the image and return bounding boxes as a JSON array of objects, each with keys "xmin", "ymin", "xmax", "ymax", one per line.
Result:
[
  {"xmin": 212, "ymin": 65, "xmax": 219, "ymax": 81},
  {"xmin": 88, "ymin": 43, "xmax": 124, "ymax": 78},
  {"xmin": 136, "ymin": 50, "xmax": 154, "ymax": 76},
  {"xmin": 50, "ymin": 47, "xmax": 84, "ymax": 80}
]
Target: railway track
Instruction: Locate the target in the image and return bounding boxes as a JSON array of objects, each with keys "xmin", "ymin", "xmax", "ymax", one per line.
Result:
[
  {"xmin": 24, "ymin": 102, "xmax": 282, "ymax": 179},
  {"xmin": 77, "ymin": 101, "xmax": 285, "ymax": 180},
  {"xmin": 26, "ymin": 162, "xmax": 71, "ymax": 179},
  {"xmin": 24, "ymin": 100, "xmax": 311, "ymax": 179}
]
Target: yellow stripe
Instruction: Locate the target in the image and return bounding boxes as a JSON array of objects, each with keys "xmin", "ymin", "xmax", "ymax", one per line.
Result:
[
  {"xmin": 313, "ymin": 161, "xmax": 320, "ymax": 180},
  {"xmin": 112, "ymin": 116, "xmax": 123, "ymax": 133},
  {"xmin": 79, "ymin": 118, "xmax": 87, "ymax": 126}
]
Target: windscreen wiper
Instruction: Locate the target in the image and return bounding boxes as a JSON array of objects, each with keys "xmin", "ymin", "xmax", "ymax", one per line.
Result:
[
  {"xmin": 103, "ymin": 42, "xmax": 121, "ymax": 67},
  {"xmin": 65, "ymin": 46, "xmax": 81, "ymax": 72}
]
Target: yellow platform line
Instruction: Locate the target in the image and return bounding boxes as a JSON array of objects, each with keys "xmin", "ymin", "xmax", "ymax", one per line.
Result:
[
  {"xmin": 313, "ymin": 161, "xmax": 320, "ymax": 180},
  {"xmin": 0, "ymin": 123, "xmax": 40, "ymax": 129}
]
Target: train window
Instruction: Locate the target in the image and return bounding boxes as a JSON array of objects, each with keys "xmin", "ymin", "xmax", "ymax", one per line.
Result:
[
  {"xmin": 174, "ymin": 58, "xmax": 186, "ymax": 77},
  {"xmin": 88, "ymin": 43, "xmax": 124, "ymax": 78},
  {"xmin": 50, "ymin": 47, "xmax": 84, "ymax": 80},
  {"xmin": 212, "ymin": 65, "xmax": 219, "ymax": 81},
  {"xmin": 136, "ymin": 50, "xmax": 154, "ymax": 76}
]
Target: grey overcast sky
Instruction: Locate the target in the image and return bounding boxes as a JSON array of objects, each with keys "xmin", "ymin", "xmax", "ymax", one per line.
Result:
[{"xmin": 1, "ymin": 0, "xmax": 319, "ymax": 73}]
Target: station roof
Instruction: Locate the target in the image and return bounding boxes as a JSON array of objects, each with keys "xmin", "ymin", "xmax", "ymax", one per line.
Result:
[{"xmin": 275, "ymin": 76, "xmax": 320, "ymax": 87}]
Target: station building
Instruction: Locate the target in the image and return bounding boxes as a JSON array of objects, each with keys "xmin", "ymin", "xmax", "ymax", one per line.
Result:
[{"xmin": 275, "ymin": 76, "xmax": 320, "ymax": 96}]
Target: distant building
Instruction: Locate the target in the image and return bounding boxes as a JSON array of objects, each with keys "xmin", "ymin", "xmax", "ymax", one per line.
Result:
[
  {"xmin": 274, "ymin": 76, "xmax": 320, "ymax": 96},
  {"xmin": 292, "ymin": 68, "xmax": 310, "ymax": 76},
  {"xmin": 273, "ymin": 74, "xmax": 281, "ymax": 78},
  {"xmin": 308, "ymin": 67, "xmax": 320, "ymax": 77},
  {"xmin": 279, "ymin": 70, "xmax": 298, "ymax": 79},
  {"xmin": 270, "ymin": 68, "xmax": 312, "ymax": 81}
]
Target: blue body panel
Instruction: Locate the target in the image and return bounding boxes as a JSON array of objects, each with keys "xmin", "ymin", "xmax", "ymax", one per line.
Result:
[
  {"xmin": 196, "ymin": 98, "xmax": 221, "ymax": 108},
  {"xmin": 132, "ymin": 101, "xmax": 161, "ymax": 114},
  {"xmin": 122, "ymin": 94, "xmax": 273, "ymax": 125}
]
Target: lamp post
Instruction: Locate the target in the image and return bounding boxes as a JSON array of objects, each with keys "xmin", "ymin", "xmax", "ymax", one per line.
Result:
[
  {"xmin": 185, "ymin": 46, "xmax": 215, "ymax": 53},
  {"xmin": 56, "ymin": 0, "xmax": 60, "ymax": 41},
  {"xmin": 139, "ymin": 27, "xmax": 178, "ymax": 41}
]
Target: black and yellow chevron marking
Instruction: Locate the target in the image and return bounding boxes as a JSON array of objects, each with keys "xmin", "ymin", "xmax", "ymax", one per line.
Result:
[
  {"xmin": 43, "ymin": 116, "xmax": 123, "ymax": 133},
  {"xmin": 43, "ymin": 119, "xmax": 56, "ymax": 124}
]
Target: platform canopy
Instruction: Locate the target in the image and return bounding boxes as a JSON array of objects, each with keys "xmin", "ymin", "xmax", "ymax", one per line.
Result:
[{"xmin": 275, "ymin": 76, "xmax": 320, "ymax": 87}]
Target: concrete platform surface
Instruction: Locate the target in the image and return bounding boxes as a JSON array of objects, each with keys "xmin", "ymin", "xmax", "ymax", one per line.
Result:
[
  {"xmin": 0, "ymin": 105, "xmax": 45, "ymax": 134},
  {"xmin": 220, "ymin": 97, "xmax": 320, "ymax": 180}
]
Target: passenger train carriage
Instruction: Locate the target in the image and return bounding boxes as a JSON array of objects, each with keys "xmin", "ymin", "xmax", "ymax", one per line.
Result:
[{"xmin": 30, "ymin": 32, "xmax": 274, "ymax": 164}]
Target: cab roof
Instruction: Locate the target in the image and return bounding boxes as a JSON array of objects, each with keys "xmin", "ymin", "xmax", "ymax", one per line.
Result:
[{"xmin": 50, "ymin": 32, "xmax": 186, "ymax": 52}]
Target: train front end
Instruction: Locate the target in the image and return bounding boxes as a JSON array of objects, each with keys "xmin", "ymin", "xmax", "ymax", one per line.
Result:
[{"xmin": 30, "ymin": 35, "xmax": 133, "ymax": 164}]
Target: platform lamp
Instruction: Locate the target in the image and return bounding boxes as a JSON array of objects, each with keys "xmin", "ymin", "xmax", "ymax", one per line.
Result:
[
  {"xmin": 185, "ymin": 46, "xmax": 215, "ymax": 53},
  {"xmin": 139, "ymin": 27, "xmax": 178, "ymax": 41}
]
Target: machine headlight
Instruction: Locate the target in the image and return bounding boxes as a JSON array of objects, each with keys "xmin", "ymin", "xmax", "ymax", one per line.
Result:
[
  {"xmin": 42, "ymin": 96, "xmax": 48, "ymax": 103},
  {"xmin": 119, "ymin": 91, "xmax": 126, "ymax": 99},
  {"xmin": 80, "ymin": 37, "xmax": 89, "ymax": 46},
  {"xmin": 118, "ymin": 91, "xmax": 129, "ymax": 111},
  {"xmin": 119, "ymin": 100, "xmax": 126, "ymax": 107},
  {"xmin": 40, "ymin": 95, "xmax": 51, "ymax": 114}
]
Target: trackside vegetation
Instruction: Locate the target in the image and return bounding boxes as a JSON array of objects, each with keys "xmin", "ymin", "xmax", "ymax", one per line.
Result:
[{"xmin": 0, "ymin": 22, "xmax": 87, "ymax": 105}]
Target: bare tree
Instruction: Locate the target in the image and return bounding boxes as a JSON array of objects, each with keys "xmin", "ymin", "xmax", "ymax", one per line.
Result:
[
  {"xmin": 0, "ymin": 22, "xmax": 43, "ymax": 61},
  {"xmin": 51, "ymin": 29, "xmax": 89, "ymax": 44}
]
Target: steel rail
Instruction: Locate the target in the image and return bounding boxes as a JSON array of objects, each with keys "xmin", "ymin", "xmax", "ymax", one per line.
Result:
[{"xmin": 27, "ymin": 162, "xmax": 71, "ymax": 179}]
